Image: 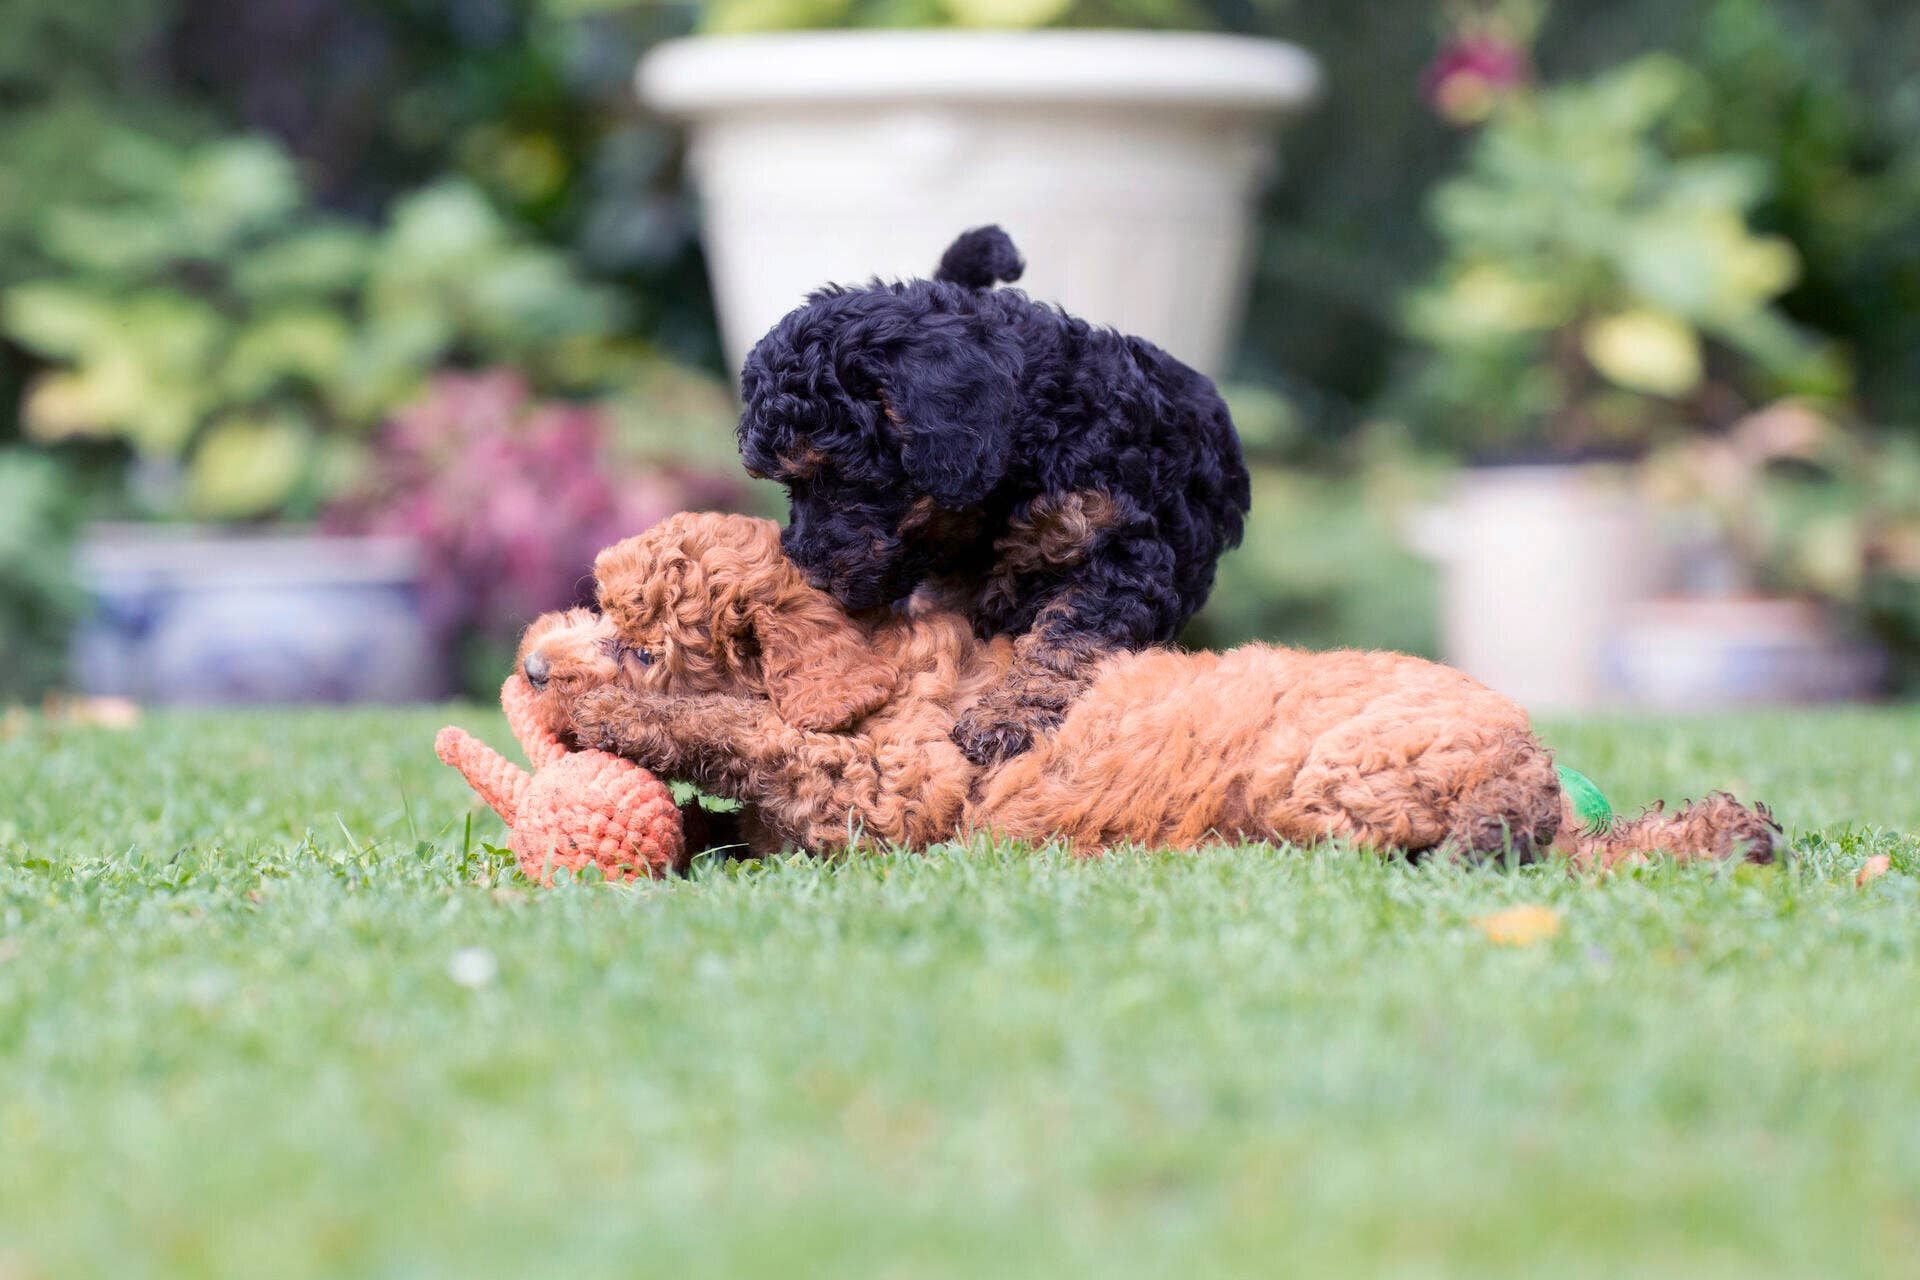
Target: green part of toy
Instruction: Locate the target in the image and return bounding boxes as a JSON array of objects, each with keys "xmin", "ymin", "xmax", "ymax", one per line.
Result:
[{"xmin": 1556, "ymin": 765, "xmax": 1613, "ymax": 835}]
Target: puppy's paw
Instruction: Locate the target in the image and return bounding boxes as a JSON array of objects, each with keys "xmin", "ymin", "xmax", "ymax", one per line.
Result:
[
  {"xmin": 568, "ymin": 687, "xmax": 637, "ymax": 754},
  {"xmin": 1448, "ymin": 813, "xmax": 1542, "ymax": 865},
  {"xmin": 952, "ymin": 707, "xmax": 1041, "ymax": 767}
]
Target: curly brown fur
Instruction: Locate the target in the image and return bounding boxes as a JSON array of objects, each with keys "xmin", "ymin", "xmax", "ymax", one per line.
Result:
[
  {"xmin": 1569, "ymin": 793, "xmax": 1780, "ymax": 869},
  {"xmin": 523, "ymin": 513, "xmax": 1779, "ymax": 866}
]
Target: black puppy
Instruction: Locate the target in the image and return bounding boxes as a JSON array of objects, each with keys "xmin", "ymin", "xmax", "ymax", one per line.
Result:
[{"xmin": 737, "ymin": 226, "xmax": 1250, "ymax": 765}]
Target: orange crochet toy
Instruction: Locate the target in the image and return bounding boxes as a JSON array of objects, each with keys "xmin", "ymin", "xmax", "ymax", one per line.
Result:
[{"xmin": 435, "ymin": 675, "xmax": 688, "ymax": 882}]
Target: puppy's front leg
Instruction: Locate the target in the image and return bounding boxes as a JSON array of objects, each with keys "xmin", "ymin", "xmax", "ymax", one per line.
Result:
[
  {"xmin": 570, "ymin": 688, "xmax": 800, "ymax": 803},
  {"xmin": 955, "ymin": 516, "xmax": 1179, "ymax": 766},
  {"xmin": 571, "ymin": 687, "xmax": 890, "ymax": 852}
]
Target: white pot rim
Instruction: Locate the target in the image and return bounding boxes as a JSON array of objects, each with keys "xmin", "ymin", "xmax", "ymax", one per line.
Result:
[{"xmin": 639, "ymin": 30, "xmax": 1320, "ymax": 116}]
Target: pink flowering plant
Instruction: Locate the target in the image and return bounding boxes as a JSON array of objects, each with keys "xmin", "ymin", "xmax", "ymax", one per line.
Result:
[
  {"xmin": 328, "ymin": 370, "xmax": 749, "ymax": 689},
  {"xmin": 1421, "ymin": 0, "xmax": 1539, "ymax": 126}
]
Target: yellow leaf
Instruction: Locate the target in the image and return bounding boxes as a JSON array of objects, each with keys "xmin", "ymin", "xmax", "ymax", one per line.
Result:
[
  {"xmin": 1474, "ymin": 904, "xmax": 1562, "ymax": 947},
  {"xmin": 1411, "ymin": 263, "xmax": 1570, "ymax": 340},
  {"xmin": 1857, "ymin": 854, "xmax": 1892, "ymax": 888},
  {"xmin": 186, "ymin": 414, "xmax": 312, "ymax": 518},
  {"xmin": 1583, "ymin": 309, "xmax": 1703, "ymax": 398},
  {"xmin": 943, "ymin": 0, "xmax": 1072, "ymax": 27}
]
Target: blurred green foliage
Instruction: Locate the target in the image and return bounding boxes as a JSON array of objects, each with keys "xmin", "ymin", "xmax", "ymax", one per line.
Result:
[
  {"xmin": 1401, "ymin": 53, "xmax": 1840, "ymax": 456},
  {"xmin": 159, "ymin": 0, "xmax": 720, "ymax": 361},
  {"xmin": 1675, "ymin": 0, "xmax": 1920, "ymax": 424},
  {"xmin": 1253, "ymin": 0, "xmax": 1919, "ymax": 444},
  {"xmin": 684, "ymin": 0, "xmax": 1223, "ymax": 33},
  {"xmin": 0, "ymin": 0, "xmax": 182, "ymax": 277},
  {"xmin": 0, "ymin": 450, "xmax": 81, "ymax": 698},
  {"xmin": 2, "ymin": 133, "xmax": 630, "ymax": 519},
  {"xmin": 1644, "ymin": 407, "xmax": 1920, "ymax": 687},
  {"xmin": 0, "ymin": 0, "xmax": 1914, "ymax": 688},
  {"xmin": 1187, "ymin": 463, "xmax": 1440, "ymax": 659}
]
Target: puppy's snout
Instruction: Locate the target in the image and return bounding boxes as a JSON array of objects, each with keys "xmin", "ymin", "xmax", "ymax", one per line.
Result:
[{"xmin": 522, "ymin": 651, "xmax": 550, "ymax": 690}]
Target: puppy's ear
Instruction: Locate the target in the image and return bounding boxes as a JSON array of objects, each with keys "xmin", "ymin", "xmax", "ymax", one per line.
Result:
[
  {"xmin": 752, "ymin": 591, "xmax": 897, "ymax": 733},
  {"xmin": 707, "ymin": 516, "xmax": 897, "ymax": 732},
  {"xmin": 882, "ymin": 323, "xmax": 1022, "ymax": 508}
]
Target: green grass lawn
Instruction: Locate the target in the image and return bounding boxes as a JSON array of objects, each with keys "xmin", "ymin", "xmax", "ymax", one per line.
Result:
[{"xmin": 2, "ymin": 704, "xmax": 1917, "ymax": 1278}]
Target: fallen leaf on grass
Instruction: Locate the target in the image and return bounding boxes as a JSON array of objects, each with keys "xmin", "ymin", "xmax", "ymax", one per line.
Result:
[
  {"xmin": 1474, "ymin": 905, "xmax": 1562, "ymax": 946},
  {"xmin": 1856, "ymin": 854, "xmax": 1892, "ymax": 888},
  {"xmin": 28, "ymin": 695, "xmax": 143, "ymax": 730}
]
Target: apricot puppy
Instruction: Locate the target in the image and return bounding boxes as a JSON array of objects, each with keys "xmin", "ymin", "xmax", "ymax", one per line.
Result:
[{"xmin": 519, "ymin": 513, "xmax": 1779, "ymax": 867}]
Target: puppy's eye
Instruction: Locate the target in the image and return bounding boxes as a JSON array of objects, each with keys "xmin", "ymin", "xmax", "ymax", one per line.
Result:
[{"xmin": 635, "ymin": 648, "xmax": 656, "ymax": 667}]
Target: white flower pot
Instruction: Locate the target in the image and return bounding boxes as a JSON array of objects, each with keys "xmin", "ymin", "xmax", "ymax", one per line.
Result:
[
  {"xmin": 638, "ymin": 30, "xmax": 1319, "ymax": 379},
  {"xmin": 1405, "ymin": 465, "xmax": 1672, "ymax": 713}
]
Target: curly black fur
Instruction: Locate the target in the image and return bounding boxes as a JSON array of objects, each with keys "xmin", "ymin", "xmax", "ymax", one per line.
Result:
[
  {"xmin": 935, "ymin": 225, "xmax": 1025, "ymax": 290},
  {"xmin": 737, "ymin": 225, "xmax": 1251, "ymax": 764}
]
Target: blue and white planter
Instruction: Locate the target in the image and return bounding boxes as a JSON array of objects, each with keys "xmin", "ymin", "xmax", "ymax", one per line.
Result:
[{"xmin": 71, "ymin": 525, "xmax": 444, "ymax": 704}]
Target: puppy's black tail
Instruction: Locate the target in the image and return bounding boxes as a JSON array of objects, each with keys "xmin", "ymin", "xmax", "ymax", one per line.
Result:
[{"xmin": 934, "ymin": 225, "xmax": 1025, "ymax": 290}]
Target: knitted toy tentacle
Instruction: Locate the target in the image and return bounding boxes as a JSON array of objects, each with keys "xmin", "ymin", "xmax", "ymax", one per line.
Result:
[
  {"xmin": 434, "ymin": 726, "xmax": 530, "ymax": 825},
  {"xmin": 499, "ymin": 675, "xmax": 569, "ymax": 770}
]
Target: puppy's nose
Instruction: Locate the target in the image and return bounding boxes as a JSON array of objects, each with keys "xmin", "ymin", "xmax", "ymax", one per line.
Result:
[{"xmin": 522, "ymin": 652, "xmax": 550, "ymax": 689}]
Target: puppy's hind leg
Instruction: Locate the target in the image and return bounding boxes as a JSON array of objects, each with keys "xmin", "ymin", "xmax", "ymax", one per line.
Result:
[
  {"xmin": 1566, "ymin": 792, "xmax": 1781, "ymax": 869},
  {"xmin": 1440, "ymin": 740, "xmax": 1564, "ymax": 863}
]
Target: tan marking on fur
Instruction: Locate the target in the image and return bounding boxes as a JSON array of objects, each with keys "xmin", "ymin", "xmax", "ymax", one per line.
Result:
[
  {"xmin": 897, "ymin": 495, "xmax": 985, "ymax": 546},
  {"xmin": 996, "ymin": 490, "xmax": 1123, "ymax": 575},
  {"xmin": 878, "ymin": 389, "xmax": 905, "ymax": 436},
  {"xmin": 775, "ymin": 441, "xmax": 832, "ymax": 479},
  {"xmin": 974, "ymin": 491, "xmax": 1124, "ymax": 622},
  {"xmin": 535, "ymin": 513, "xmax": 1778, "ymax": 866}
]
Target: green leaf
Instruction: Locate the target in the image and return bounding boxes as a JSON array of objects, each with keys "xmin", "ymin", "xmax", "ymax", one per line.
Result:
[
  {"xmin": 1, "ymin": 282, "xmax": 117, "ymax": 358},
  {"xmin": 221, "ymin": 309, "xmax": 356, "ymax": 402},
  {"xmin": 89, "ymin": 129, "xmax": 193, "ymax": 201},
  {"xmin": 377, "ymin": 181, "xmax": 508, "ymax": 277},
  {"xmin": 466, "ymin": 249, "xmax": 623, "ymax": 345},
  {"xmin": 231, "ymin": 226, "xmax": 374, "ymax": 300},
  {"xmin": 1620, "ymin": 208, "xmax": 1799, "ymax": 321},
  {"xmin": 700, "ymin": 0, "xmax": 855, "ymax": 32},
  {"xmin": 118, "ymin": 291, "xmax": 228, "ymax": 376},
  {"xmin": 337, "ymin": 314, "xmax": 449, "ymax": 423},
  {"xmin": 23, "ymin": 359, "xmax": 202, "ymax": 454},
  {"xmin": 1663, "ymin": 154, "xmax": 1770, "ymax": 214},
  {"xmin": 36, "ymin": 204, "xmax": 191, "ymax": 277},
  {"xmin": 941, "ymin": 0, "xmax": 1072, "ymax": 27},
  {"xmin": 178, "ymin": 137, "xmax": 305, "ymax": 248},
  {"xmin": 185, "ymin": 413, "xmax": 314, "ymax": 518},
  {"xmin": 1555, "ymin": 766, "xmax": 1614, "ymax": 836}
]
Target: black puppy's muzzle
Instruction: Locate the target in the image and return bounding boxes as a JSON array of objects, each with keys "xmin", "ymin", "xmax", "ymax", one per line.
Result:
[{"xmin": 522, "ymin": 652, "xmax": 550, "ymax": 690}]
